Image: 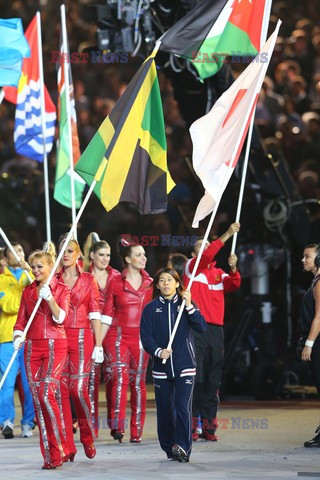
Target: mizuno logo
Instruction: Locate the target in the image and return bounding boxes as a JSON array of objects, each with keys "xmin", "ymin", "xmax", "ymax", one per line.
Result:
[
  {"xmin": 185, "ymin": 379, "xmax": 193, "ymax": 385},
  {"xmin": 156, "ymin": 308, "xmax": 162, "ymax": 312}
]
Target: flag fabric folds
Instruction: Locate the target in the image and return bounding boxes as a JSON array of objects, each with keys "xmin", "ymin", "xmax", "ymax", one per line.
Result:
[
  {"xmin": 190, "ymin": 21, "xmax": 281, "ymax": 228},
  {"xmin": 75, "ymin": 51, "xmax": 175, "ymax": 215},
  {"xmin": 159, "ymin": 0, "xmax": 272, "ymax": 80},
  {"xmin": 54, "ymin": 35, "xmax": 84, "ymax": 209},
  {"xmin": 3, "ymin": 15, "xmax": 56, "ymax": 162},
  {"xmin": 0, "ymin": 18, "xmax": 30, "ymax": 87}
]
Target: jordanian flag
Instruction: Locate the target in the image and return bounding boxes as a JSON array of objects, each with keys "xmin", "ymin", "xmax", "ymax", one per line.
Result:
[
  {"xmin": 75, "ymin": 50, "xmax": 175, "ymax": 214},
  {"xmin": 54, "ymin": 34, "xmax": 85, "ymax": 208},
  {"xmin": 160, "ymin": 0, "xmax": 272, "ymax": 80}
]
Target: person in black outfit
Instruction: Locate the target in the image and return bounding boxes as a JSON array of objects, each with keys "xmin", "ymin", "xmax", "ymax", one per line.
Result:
[{"xmin": 299, "ymin": 244, "xmax": 320, "ymax": 447}]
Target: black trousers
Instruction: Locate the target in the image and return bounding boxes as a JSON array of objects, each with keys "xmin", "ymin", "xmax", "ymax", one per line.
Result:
[
  {"xmin": 192, "ymin": 324, "xmax": 224, "ymax": 433},
  {"xmin": 154, "ymin": 375, "xmax": 194, "ymax": 458},
  {"xmin": 310, "ymin": 336, "xmax": 320, "ymax": 393}
]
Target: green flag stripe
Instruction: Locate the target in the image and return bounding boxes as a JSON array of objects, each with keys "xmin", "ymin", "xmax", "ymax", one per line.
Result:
[
  {"xmin": 106, "ymin": 57, "xmax": 154, "ymax": 159},
  {"xmin": 193, "ymin": 23, "xmax": 258, "ymax": 79},
  {"xmin": 141, "ymin": 78, "xmax": 166, "ymax": 152}
]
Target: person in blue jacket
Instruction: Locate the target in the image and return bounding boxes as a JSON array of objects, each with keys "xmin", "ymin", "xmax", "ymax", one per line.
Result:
[{"xmin": 140, "ymin": 267, "xmax": 206, "ymax": 462}]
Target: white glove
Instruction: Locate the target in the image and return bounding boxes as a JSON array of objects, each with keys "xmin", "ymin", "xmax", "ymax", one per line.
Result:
[
  {"xmin": 91, "ymin": 346, "xmax": 104, "ymax": 364},
  {"xmin": 39, "ymin": 284, "xmax": 53, "ymax": 302},
  {"xmin": 13, "ymin": 335, "xmax": 24, "ymax": 351}
]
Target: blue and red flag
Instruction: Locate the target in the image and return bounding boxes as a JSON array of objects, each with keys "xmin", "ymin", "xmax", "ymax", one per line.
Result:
[{"xmin": 3, "ymin": 15, "xmax": 56, "ymax": 162}]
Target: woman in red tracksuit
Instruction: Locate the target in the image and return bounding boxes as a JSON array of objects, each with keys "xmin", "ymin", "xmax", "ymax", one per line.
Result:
[
  {"xmin": 13, "ymin": 249, "xmax": 70, "ymax": 470},
  {"xmin": 83, "ymin": 232, "xmax": 120, "ymax": 437},
  {"xmin": 57, "ymin": 238, "xmax": 103, "ymax": 461},
  {"xmin": 101, "ymin": 240, "xmax": 152, "ymax": 443}
]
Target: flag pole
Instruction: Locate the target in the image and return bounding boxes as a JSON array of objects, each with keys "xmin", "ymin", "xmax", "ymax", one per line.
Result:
[
  {"xmin": 0, "ymin": 227, "xmax": 33, "ymax": 283},
  {"xmin": 0, "ymin": 159, "xmax": 107, "ymax": 390},
  {"xmin": 60, "ymin": 4, "xmax": 77, "ymax": 238},
  {"xmin": 36, "ymin": 11, "xmax": 51, "ymax": 243},
  {"xmin": 231, "ymin": 0, "xmax": 273, "ymax": 254},
  {"xmin": 162, "ymin": 167, "xmax": 232, "ymax": 364}
]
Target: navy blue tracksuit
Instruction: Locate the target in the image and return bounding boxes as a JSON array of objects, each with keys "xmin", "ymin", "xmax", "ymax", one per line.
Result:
[{"xmin": 140, "ymin": 294, "xmax": 206, "ymax": 458}]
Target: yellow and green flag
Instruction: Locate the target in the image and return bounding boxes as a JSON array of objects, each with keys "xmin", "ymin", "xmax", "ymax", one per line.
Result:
[
  {"xmin": 75, "ymin": 52, "xmax": 175, "ymax": 214},
  {"xmin": 54, "ymin": 34, "xmax": 85, "ymax": 208}
]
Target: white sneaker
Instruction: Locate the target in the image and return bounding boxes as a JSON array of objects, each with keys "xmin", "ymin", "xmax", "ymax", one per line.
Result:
[
  {"xmin": 1, "ymin": 419, "xmax": 14, "ymax": 439},
  {"xmin": 21, "ymin": 424, "xmax": 33, "ymax": 438}
]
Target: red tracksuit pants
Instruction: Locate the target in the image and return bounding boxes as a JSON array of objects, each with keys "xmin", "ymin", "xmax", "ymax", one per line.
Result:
[
  {"xmin": 24, "ymin": 338, "xmax": 68, "ymax": 464},
  {"xmin": 103, "ymin": 326, "xmax": 149, "ymax": 439},
  {"xmin": 61, "ymin": 328, "xmax": 94, "ymax": 453}
]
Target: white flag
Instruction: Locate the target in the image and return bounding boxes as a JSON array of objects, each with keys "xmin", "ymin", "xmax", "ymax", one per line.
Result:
[{"xmin": 190, "ymin": 20, "xmax": 281, "ymax": 228}]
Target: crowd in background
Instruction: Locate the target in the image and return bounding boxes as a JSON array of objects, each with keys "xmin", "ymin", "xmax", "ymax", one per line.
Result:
[{"xmin": 0, "ymin": 0, "xmax": 320, "ymax": 350}]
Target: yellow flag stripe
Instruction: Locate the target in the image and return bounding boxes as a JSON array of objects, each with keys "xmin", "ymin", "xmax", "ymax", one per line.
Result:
[{"xmin": 99, "ymin": 62, "xmax": 157, "ymax": 211}]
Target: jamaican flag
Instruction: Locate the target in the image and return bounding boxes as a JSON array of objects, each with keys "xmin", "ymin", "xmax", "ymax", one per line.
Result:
[{"xmin": 74, "ymin": 50, "xmax": 175, "ymax": 214}]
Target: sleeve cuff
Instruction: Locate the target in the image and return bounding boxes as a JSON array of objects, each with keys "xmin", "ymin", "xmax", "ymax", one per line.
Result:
[
  {"xmin": 89, "ymin": 312, "xmax": 102, "ymax": 321},
  {"xmin": 13, "ymin": 329, "xmax": 23, "ymax": 341},
  {"xmin": 154, "ymin": 347, "xmax": 163, "ymax": 358},
  {"xmin": 53, "ymin": 309, "xmax": 66, "ymax": 324},
  {"xmin": 101, "ymin": 314, "xmax": 113, "ymax": 325},
  {"xmin": 186, "ymin": 305, "xmax": 196, "ymax": 315}
]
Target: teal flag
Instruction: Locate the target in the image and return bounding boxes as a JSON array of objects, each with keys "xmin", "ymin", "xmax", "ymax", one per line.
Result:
[{"xmin": 0, "ymin": 18, "xmax": 30, "ymax": 87}]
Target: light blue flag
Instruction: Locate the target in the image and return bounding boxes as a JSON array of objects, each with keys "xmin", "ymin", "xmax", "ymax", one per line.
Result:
[{"xmin": 0, "ymin": 18, "xmax": 30, "ymax": 87}]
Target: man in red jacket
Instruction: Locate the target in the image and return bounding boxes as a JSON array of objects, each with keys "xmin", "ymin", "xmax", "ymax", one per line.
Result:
[{"xmin": 183, "ymin": 222, "xmax": 241, "ymax": 441}]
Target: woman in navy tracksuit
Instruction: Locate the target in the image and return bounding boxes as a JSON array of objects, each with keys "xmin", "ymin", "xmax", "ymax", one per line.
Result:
[{"xmin": 140, "ymin": 267, "xmax": 206, "ymax": 462}]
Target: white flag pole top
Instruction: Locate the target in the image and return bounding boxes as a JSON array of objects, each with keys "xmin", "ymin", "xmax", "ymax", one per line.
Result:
[
  {"xmin": 0, "ymin": 179, "xmax": 98, "ymax": 391},
  {"xmin": 60, "ymin": 4, "xmax": 77, "ymax": 238},
  {"xmin": 36, "ymin": 11, "xmax": 51, "ymax": 243},
  {"xmin": 231, "ymin": 0, "xmax": 274, "ymax": 254},
  {"xmin": 0, "ymin": 227, "xmax": 33, "ymax": 283}
]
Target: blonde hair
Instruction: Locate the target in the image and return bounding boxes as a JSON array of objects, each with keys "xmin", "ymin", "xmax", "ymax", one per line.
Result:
[
  {"xmin": 28, "ymin": 250, "xmax": 54, "ymax": 268},
  {"xmin": 83, "ymin": 232, "xmax": 110, "ymax": 272},
  {"xmin": 43, "ymin": 241, "xmax": 57, "ymax": 261},
  {"xmin": 59, "ymin": 235, "xmax": 81, "ymax": 255}
]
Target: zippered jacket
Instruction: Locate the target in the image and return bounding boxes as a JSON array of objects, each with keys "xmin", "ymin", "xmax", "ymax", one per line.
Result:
[
  {"xmin": 57, "ymin": 264, "xmax": 101, "ymax": 328},
  {"xmin": 140, "ymin": 293, "xmax": 206, "ymax": 379},
  {"xmin": 14, "ymin": 277, "xmax": 70, "ymax": 339},
  {"xmin": 89, "ymin": 264, "xmax": 120, "ymax": 312},
  {"xmin": 184, "ymin": 239, "xmax": 241, "ymax": 326},
  {"xmin": 102, "ymin": 268, "xmax": 152, "ymax": 327},
  {"xmin": 0, "ymin": 267, "xmax": 33, "ymax": 343}
]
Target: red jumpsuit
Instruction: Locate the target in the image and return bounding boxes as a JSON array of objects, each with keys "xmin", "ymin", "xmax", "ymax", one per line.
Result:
[
  {"xmin": 57, "ymin": 265, "xmax": 101, "ymax": 454},
  {"xmin": 102, "ymin": 268, "xmax": 152, "ymax": 440},
  {"xmin": 14, "ymin": 277, "xmax": 70, "ymax": 465},
  {"xmin": 88, "ymin": 265, "xmax": 120, "ymax": 436}
]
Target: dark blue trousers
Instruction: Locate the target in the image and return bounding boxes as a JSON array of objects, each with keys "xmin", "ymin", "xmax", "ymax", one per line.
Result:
[{"xmin": 154, "ymin": 375, "xmax": 194, "ymax": 458}]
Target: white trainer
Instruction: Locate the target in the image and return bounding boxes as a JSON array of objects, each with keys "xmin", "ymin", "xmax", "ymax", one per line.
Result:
[
  {"xmin": 1, "ymin": 419, "xmax": 14, "ymax": 439},
  {"xmin": 21, "ymin": 424, "xmax": 33, "ymax": 438}
]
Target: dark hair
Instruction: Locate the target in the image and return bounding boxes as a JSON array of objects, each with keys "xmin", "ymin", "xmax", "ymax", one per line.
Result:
[
  {"xmin": 152, "ymin": 267, "xmax": 184, "ymax": 299},
  {"xmin": 118, "ymin": 239, "xmax": 141, "ymax": 267},
  {"xmin": 4, "ymin": 242, "xmax": 21, "ymax": 258},
  {"xmin": 167, "ymin": 253, "xmax": 187, "ymax": 282}
]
